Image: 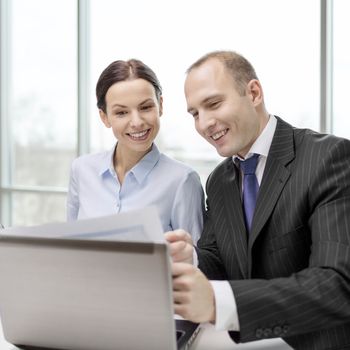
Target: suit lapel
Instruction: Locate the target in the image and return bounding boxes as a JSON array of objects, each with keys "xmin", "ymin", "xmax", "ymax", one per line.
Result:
[
  {"xmin": 222, "ymin": 159, "xmax": 249, "ymax": 278},
  {"xmin": 248, "ymin": 118, "xmax": 295, "ymax": 258}
]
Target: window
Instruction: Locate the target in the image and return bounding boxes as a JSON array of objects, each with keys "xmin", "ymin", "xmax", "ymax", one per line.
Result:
[
  {"xmin": 89, "ymin": 0, "xmax": 320, "ymax": 182},
  {"xmin": 333, "ymin": 0, "xmax": 350, "ymax": 138},
  {"xmin": 4, "ymin": 0, "xmax": 348, "ymax": 227},
  {"xmin": 0, "ymin": 0, "xmax": 77, "ymax": 226}
]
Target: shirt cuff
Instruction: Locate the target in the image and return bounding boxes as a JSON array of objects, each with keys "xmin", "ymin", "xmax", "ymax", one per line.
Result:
[
  {"xmin": 210, "ymin": 280, "xmax": 240, "ymax": 331},
  {"xmin": 193, "ymin": 247, "xmax": 198, "ymax": 266}
]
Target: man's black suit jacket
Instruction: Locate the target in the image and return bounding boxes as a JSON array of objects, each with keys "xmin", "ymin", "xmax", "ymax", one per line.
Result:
[{"xmin": 197, "ymin": 117, "xmax": 350, "ymax": 349}]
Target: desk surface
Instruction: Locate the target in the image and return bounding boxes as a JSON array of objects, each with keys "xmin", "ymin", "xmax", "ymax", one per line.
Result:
[{"xmin": 1, "ymin": 322, "xmax": 292, "ymax": 350}]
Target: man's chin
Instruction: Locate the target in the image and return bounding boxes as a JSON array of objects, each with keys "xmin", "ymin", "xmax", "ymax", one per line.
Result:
[
  {"xmin": 207, "ymin": 139, "xmax": 234, "ymax": 157},
  {"xmin": 216, "ymin": 147, "xmax": 234, "ymax": 158}
]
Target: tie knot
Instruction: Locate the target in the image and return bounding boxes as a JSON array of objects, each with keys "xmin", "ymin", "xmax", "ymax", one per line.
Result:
[{"xmin": 239, "ymin": 153, "xmax": 259, "ymax": 175}]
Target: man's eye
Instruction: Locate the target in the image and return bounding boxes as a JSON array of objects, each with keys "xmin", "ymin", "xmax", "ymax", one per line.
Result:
[{"xmin": 209, "ymin": 101, "xmax": 221, "ymax": 109}]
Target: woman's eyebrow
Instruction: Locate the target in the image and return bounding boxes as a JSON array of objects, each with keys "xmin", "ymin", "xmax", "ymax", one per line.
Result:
[
  {"xmin": 111, "ymin": 103, "xmax": 127, "ymax": 109},
  {"xmin": 139, "ymin": 98, "xmax": 154, "ymax": 105}
]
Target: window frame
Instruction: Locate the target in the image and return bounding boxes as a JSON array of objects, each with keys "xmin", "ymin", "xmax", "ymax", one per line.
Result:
[
  {"xmin": 0, "ymin": 0, "xmax": 84, "ymax": 226},
  {"xmin": 0, "ymin": 0, "xmax": 337, "ymax": 226}
]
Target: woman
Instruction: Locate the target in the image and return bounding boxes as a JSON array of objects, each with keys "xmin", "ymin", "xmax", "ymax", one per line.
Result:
[{"xmin": 67, "ymin": 59, "xmax": 204, "ymax": 242}]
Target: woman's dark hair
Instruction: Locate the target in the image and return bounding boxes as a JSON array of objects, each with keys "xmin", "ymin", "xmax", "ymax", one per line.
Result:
[{"xmin": 96, "ymin": 59, "xmax": 162, "ymax": 113}]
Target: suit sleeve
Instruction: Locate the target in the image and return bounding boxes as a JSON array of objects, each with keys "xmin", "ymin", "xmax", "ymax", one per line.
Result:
[
  {"xmin": 197, "ymin": 172, "xmax": 229, "ymax": 280},
  {"xmin": 230, "ymin": 138, "xmax": 350, "ymax": 342}
]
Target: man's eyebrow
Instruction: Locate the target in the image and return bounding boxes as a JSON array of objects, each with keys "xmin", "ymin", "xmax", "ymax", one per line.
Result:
[{"xmin": 202, "ymin": 94, "xmax": 223, "ymax": 103}]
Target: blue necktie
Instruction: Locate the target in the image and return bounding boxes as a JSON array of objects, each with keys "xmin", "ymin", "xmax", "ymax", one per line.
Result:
[{"xmin": 239, "ymin": 154, "xmax": 260, "ymax": 232}]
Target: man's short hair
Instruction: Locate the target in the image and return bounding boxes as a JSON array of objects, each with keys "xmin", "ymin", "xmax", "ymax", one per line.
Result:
[{"xmin": 187, "ymin": 51, "xmax": 258, "ymax": 96}]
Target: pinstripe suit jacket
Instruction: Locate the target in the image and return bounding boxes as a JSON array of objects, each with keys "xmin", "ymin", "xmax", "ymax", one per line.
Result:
[{"xmin": 197, "ymin": 117, "xmax": 350, "ymax": 350}]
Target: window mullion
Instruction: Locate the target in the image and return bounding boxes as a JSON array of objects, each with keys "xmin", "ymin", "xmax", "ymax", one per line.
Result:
[
  {"xmin": 320, "ymin": 0, "xmax": 334, "ymax": 133},
  {"xmin": 1, "ymin": 0, "xmax": 13, "ymax": 225},
  {"xmin": 77, "ymin": 0, "xmax": 91, "ymax": 156}
]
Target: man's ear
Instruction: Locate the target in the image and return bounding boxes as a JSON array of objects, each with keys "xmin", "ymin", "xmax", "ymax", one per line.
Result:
[
  {"xmin": 247, "ymin": 79, "xmax": 263, "ymax": 106},
  {"xmin": 99, "ymin": 109, "xmax": 111, "ymax": 128},
  {"xmin": 158, "ymin": 96, "xmax": 163, "ymax": 117}
]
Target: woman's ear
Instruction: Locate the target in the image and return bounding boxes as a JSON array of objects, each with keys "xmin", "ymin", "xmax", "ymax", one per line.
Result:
[
  {"xmin": 99, "ymin": 109, "xmax": 111, "ymax": 128},
  {"xmin": 158, "ymin": 96, "xmax": 163, "ymax": 117},
  {"xmin": 247, "ymin": 79, "xmax": 263, "ymax": 106}
]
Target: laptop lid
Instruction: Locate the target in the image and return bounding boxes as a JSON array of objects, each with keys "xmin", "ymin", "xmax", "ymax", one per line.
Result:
[{"xmin": 0, "ymin": 212, "xmax": 199, "ymax": 350}]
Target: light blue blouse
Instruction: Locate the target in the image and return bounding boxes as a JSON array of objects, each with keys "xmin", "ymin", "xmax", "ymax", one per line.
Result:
[{"xmin": 67, "ymin": 144, "xmax": 204, "ymax": 242}]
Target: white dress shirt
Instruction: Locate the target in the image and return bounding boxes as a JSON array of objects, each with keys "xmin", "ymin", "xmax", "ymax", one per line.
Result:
[
  {"xmin": 209, "ymin": 115, "xmax": 277, "ymax": 330},
  {"xmin": 67, "ymin": 143, "xmax": 204, "ymax": 242}
]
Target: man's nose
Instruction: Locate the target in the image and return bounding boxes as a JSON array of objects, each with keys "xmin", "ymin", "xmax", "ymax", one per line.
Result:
[{"xmin": 197, "ymin": 112, "xmax": 216, "ymax": 133}]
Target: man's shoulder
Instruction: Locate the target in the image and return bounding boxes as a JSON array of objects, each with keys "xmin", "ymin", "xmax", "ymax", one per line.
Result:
[
  {"xmin": 293, "ymin": 126, "xmax": 350, "ymax": 153},
  {"xmin": 275, "ymin": 116, "xmax": 350, "ymax": 152},
  {"xmin": 206, "ymin": 157, "xmax": 232, "ymax": 186}
]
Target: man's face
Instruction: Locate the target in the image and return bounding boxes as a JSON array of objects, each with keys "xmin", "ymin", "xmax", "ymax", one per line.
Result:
[{"xmin": 185, "ymin": 58, "xmax": 263, "ymax": 158}]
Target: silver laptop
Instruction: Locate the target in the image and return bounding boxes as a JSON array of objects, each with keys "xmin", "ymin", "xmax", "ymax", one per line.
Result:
[{"xmin": 0, "ymin": 210, "xmax": 200, "ymax": 350}]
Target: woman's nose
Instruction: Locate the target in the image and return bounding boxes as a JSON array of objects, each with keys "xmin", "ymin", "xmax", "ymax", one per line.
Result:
[{"xmin": 130, "ymin": 111, "xmax": 144, "ymax": 128}]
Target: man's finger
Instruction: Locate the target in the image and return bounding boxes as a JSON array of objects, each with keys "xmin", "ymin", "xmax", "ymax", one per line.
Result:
[
  {"xmin": 164, "ymin": 230, "xmax": 192, "ymax": 243},
  {"xmin": 168, "ymin": 240, "xmax": 187, "ymax": 255},
  {"xmin": 171, "ymin": 262, "xmax": 193, "ymax": 276}
]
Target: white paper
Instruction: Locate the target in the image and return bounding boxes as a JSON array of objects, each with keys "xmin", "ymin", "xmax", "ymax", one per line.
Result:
[{"xmin": 0, "ymin": 206, "xmax": 165, "ymax": 243}]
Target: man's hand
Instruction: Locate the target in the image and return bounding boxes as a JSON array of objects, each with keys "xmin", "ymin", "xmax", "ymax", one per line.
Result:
[
  {"xmin": 172, "ymin": 262, "xmax": 216, "ymax": 323},
  {"xmin": 164, "ymin": 230, "xmax": 194, "ymax": 264}
]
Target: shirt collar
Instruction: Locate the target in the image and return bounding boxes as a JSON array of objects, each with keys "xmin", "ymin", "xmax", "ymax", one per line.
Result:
[
  {"xmin": 233, "ymin": 114, "xmax": 277, "ymax": 161},
  {"xmin": 129, "ymin": 143, "xmax": 161, "ymax": 184},
  {"xmin": 99, "ymin": 145, "xmax": 116, "ymax": 176},
  {"xmin": 99, "ymin": 143, "xmax": 161, "ymax": 184}
]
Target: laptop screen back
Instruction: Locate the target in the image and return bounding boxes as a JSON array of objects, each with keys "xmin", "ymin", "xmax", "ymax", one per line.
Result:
[{"xmin": 0, "ymin": 235, "xmax": 178, "ymax": 350}]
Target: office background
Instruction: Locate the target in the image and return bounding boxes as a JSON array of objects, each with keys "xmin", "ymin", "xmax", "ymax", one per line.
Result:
[{"xmin": 0, "ymin": 0, "xmax": 349, "ymax": 227}]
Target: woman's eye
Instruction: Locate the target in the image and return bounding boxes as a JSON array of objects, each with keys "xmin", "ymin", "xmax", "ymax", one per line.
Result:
[
  {"xmin": 116, "ymin": 111, "xmax": 127, "ymax": 116},
  {"xmin": 141, "ymin": 105, "xmax": 153, "ymax": 111}
]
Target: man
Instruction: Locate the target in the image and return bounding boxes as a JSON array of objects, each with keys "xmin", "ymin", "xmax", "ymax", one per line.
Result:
[{"xmin": 166, "ymin": 51, "xmax": 350, "ymax": 349}]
